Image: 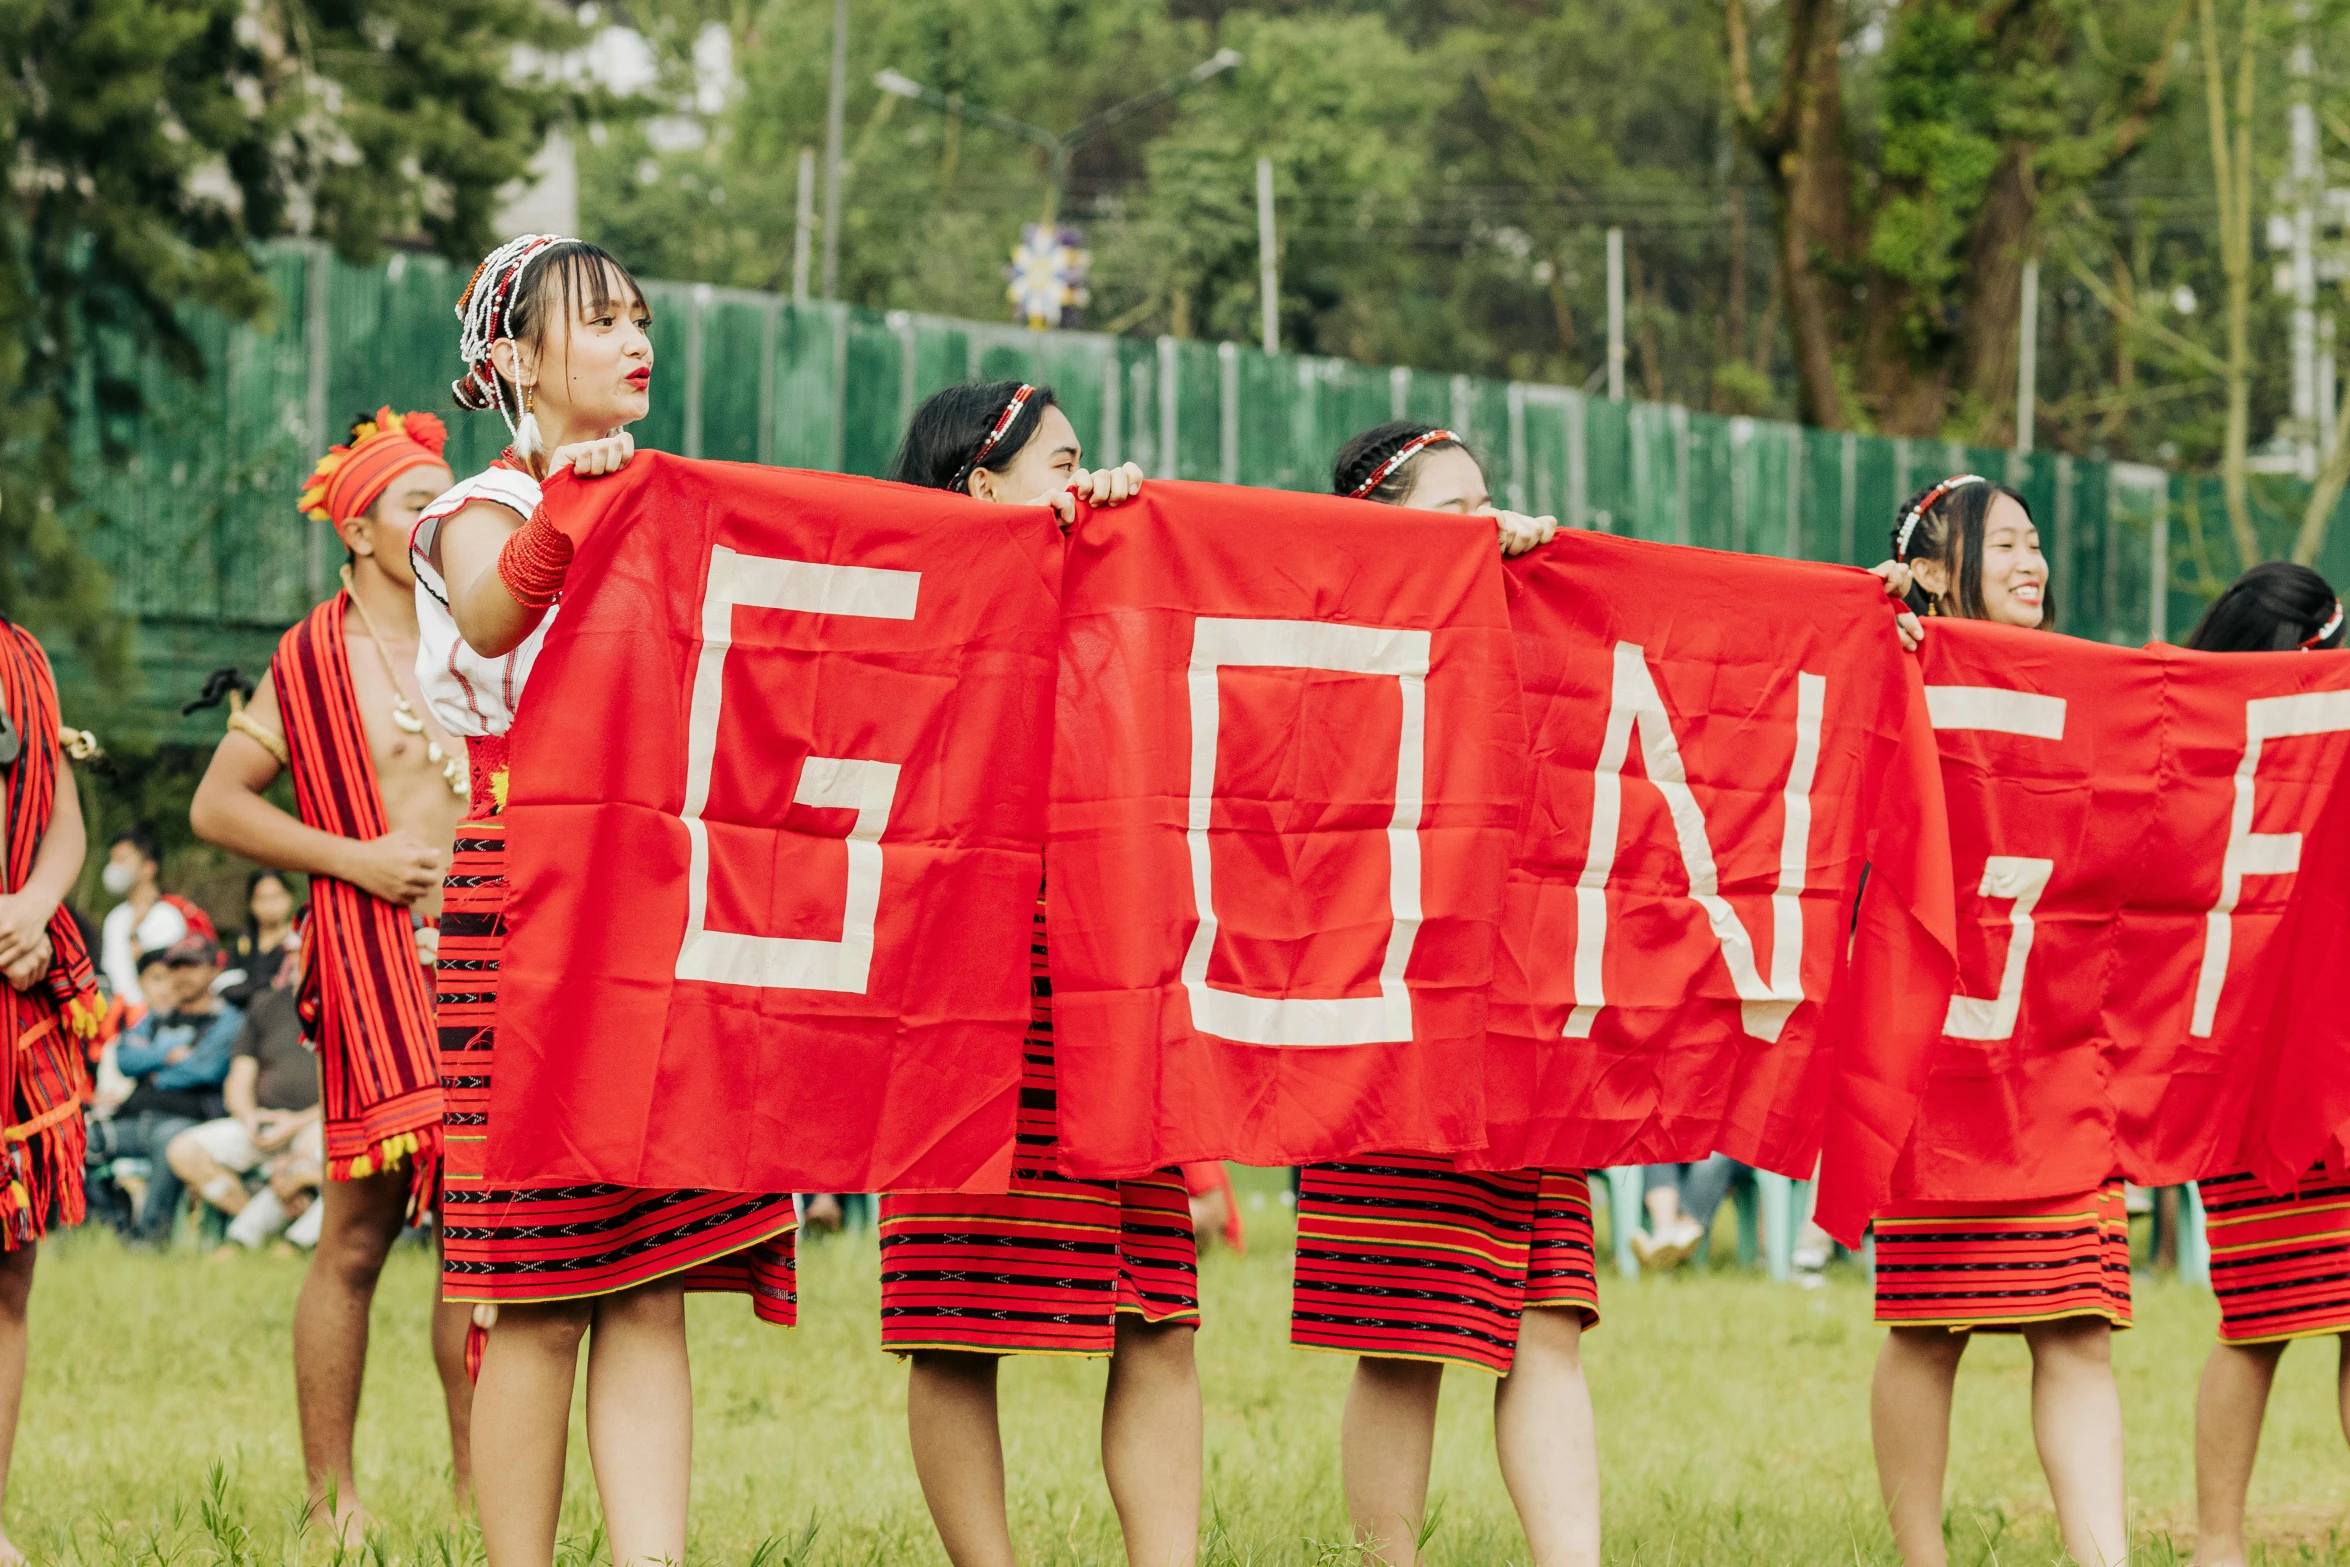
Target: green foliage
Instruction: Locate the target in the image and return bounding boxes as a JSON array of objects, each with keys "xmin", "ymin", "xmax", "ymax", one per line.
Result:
[{"xmin": 0, "ymin": 0, "xmax": 585, "ymax": 669}]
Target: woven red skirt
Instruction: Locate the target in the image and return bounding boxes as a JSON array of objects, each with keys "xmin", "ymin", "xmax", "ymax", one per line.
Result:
[
  {"xmin": 1291, "ymin": 1155, "xmax": 1600, "ymax": 1376},
  {"xmin": 437, "ymin": 815, "xmax": 797, "ymax": 1321},
  {"xmin": 878, "ymin": 899, "xmax": 1197, "ymax": 1357},
  {"xmin": 1873, "ymin": 1179, "xmax": 2131, "ymax": 1331},
  {"xmin": 2204, "ymin": 1166, "xmax": 2350, "ymax": 1344}
]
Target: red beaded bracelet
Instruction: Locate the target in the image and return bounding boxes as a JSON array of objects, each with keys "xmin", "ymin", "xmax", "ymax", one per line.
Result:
[{"xmin": 495, "ymin": 505, "xmax": 573, "ymax": 610}]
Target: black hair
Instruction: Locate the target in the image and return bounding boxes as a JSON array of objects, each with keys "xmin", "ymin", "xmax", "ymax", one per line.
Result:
[
  {"xmin": 889, "ymin": 381, "xmax": 1064, "ymax": 493},
  {"xmin": 245, "ymin": 868, "xmax": 293, "ymax": 914},
  {"xmin": 1892, "ymin": 479, "xmax": 2046, "ymax": 624},
  {"xmin": 1332, "ymin": 422, "xmax": 1473, "ymax": 505},
  {"xmin": 2186, "ymin": 562, "xmax": 2345, "ymax": 652},
  {"xmin": 466, "ymin": 240, "xmax": 649, "ymax": 416},
  {"xmin": 110, "ymin": 828, "xmax": 162, "ymax": 868}
]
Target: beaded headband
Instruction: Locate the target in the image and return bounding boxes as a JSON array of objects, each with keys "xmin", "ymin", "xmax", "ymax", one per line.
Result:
[
  {"xmin": 2302, "ymin": 599, "xmax": 2345, "ymax": 650},
  {"xmin": 950, "ymin": 384, "xmax": 1037, "ymax": 493},
  {"xmin": 1894, "ymin": 474, "xmax": 1989, "ymax": 562},
  {"xmin": 1348, "ymin": 429, "xmax": 1459, "ymax": 500},
  {"xmin": 452, "ymin": 233, "xmax": 569, "ymax": 433}
]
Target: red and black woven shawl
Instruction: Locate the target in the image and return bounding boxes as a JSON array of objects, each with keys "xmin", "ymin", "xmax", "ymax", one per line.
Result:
[
  {"xmin": 274, "ymin": 595, "xmax": 443, "ymax": 1213},
  {"xmin": 0, "ymin": 622, "xmax": 98, "ymax": 1247}
]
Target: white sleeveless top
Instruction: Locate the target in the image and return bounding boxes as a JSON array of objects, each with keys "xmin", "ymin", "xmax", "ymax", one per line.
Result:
[{"xmin": 408, "ymin": 463, "xmax": 555, "ymax": 738}]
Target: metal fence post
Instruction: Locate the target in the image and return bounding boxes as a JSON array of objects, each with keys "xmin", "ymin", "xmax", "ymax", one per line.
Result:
[
  {"xmin": 1098, "ymin": 339, "xmax": 1121, "ymax": 470},
  {"xmin": 1507, "ymin": 383, "xmax": 1528, "ymax": 513},
  {"xmin": 1219, "ymin": 342, "xmax": 1241, "ymax": 485},
  {"xmin": 757, "ymin": 299, "xmax": 779, "ymax": 466},
  {"xmin": 1839, "ymin": 432, "xmax": 1859, "ymax": 564},
  {"xmin": 1156, "ymin": 336, "xmax": 1179, "ymax": 480},
  {"xmin": 1784, "ymin": 424, "xmax": 1804, "ymax": 558},
  {"xmin": 683, "ymin": 284, "xmax": 710, "ymax": 459},
  {"xmin": 303, "ymin": 243, "xmax": 331, "ymax": 601},
  {"xmin": 1566, "ymin": 391, "xmax": 1589, "ymax": 531}
]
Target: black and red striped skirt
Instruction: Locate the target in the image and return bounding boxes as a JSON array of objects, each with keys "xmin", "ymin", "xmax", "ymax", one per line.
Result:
[
  {"xmin": 2203, "ymin": 1166, "xmax": 2350, "ymax": 1344},
  {"xmin": 1291, "ymin": 1155, "xmax": 1600, "ymax": 1376},
  {"xmin": 878, "ymin": 899, "xmax": 1198, "ymax": 1357},
  {"xmin": 1873, "ymin": 1179, "xmax": 2131, "ymax": 1331},
  {"xmin": 437, "ymin": 815, "xmax": 797, "ymax": 1322}
]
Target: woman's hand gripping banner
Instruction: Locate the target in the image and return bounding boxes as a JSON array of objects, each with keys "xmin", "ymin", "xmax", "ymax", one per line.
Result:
[{"xmin": 490, "ymin": 455, "xmax": 1063, "ymax": 1195}]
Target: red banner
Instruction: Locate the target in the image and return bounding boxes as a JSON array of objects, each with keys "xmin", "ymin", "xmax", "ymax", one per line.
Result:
[
  {"xmin": 1045, "ymin": 483, "xmax": 1527, "ymax": 1176},
  {"xmin": 2239, "ymin": 771, "xmax": 2350, "ymax": 1188},
  {"xmin": 1474, "ymin": 533, "xmax": 1955, "ymax": 1241},
  {"xmin": 492, "ymin": 455, "xmax": 1062, "ymax": 1194},
  {"xmin": 1897, "ymin": 623, "xmax": 2350, "ymax": 1200}
]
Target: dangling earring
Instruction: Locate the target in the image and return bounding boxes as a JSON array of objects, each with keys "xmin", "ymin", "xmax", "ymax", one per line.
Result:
[{"xmin": 514, "ymin": 381, "xmax": 545, "ymax": 462}]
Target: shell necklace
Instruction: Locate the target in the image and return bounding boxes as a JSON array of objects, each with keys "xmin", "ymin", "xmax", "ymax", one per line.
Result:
[{"xmin": 341, "ymin": 565, "xmax": 466, "ymax": 798}]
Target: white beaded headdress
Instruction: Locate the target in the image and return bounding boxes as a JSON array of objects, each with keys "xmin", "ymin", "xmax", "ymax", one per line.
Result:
[{"xmin": 452, "ymin": 233, "xmax": 570, "ymax": 459}]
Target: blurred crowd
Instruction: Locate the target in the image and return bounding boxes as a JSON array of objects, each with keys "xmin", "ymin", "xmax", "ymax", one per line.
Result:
[{"xmin": 70, "ymin": 829, "xmax": 322, "ymax": 1256}]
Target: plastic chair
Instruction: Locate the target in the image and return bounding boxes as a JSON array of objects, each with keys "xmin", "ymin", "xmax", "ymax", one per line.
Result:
[
  {"xmin": 1602, "ymin": 1167, "xmax": 1643, "ymax": 1279},
  {"xmin": 1603, "ymin": 1164, "xmax": 1813, "ymax": 1281},
  {"xmin": 1755, "ymin": 1170, "xmax": 1813, "ymax": 1282},
  {"xmin": 2178, "ymin": 1182, "xmax": 2210, "ymax": 1286}
]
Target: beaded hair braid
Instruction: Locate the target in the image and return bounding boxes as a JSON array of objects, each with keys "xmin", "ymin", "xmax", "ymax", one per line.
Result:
[{"xmin": 452, "ymin": 233, "xmax": 568, "ymax": 436}]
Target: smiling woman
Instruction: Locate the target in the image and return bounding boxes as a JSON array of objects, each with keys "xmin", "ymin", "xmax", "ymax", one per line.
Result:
[{"xmin": 1890, "ymin": 476, "xmax": 2050, "ymax": 629}]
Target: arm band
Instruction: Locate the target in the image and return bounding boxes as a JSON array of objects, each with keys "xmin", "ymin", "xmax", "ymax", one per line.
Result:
[
  {"xmin": 495, "ymin": 505, "xmax": 574, "ymax": 611},
  {"xmin": 228, "ymin": 712, "xmax": 290, "ymax": 767}
]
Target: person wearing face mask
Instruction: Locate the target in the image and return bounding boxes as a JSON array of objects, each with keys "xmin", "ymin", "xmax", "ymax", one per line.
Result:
[
  {"xmin": 417, "ymin": 235, "xmax": 800, "ymax": 1567},
  {"xmin": 2177, "ymin": 563, "xmax": 2349, "ymax": 1567},
  {"xmin": 1289, "ymin": 424, "xmax": 1595, "ymax": 1567},
  {"xmin": 96, "ymin": 830, "xmax": 188, "ymax": 1006},
  {"xmin": 875, "ymin": 381, "xmax": 1194, "ymax": 1567},
  {"xmin": 1867, "ymin": 477, "xmax": 2127, "ymax": 1567}
]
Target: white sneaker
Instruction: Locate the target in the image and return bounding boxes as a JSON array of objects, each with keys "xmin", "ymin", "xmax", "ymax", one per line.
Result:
[{"xmin": 1645, "ymin": 1217, "xmax": 1705, "ymax": 1271}]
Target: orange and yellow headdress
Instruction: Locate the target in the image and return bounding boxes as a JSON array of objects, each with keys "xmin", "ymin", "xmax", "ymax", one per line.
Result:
[{"xmin": 299, "ymin": 407, "xmax": 451, "ymax": 528}]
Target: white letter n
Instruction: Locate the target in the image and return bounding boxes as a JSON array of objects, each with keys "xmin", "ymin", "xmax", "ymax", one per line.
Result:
[{"xmin": 1563, "ymin": 641, "xmax": 1824, "ymax": 1044}]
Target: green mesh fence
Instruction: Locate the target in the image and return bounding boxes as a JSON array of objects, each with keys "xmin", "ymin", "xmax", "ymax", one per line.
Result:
[{"xmin": 53, "ymin": 242, "xmax": 2350, "ymax": 744}]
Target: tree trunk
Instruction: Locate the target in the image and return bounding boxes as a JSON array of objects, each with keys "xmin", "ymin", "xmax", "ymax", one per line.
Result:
[
  {"xmin": 1959, "ymin": 150, "xmax": 2037, "ymax": 444},
  {"xmin": 2291, "ymin": 382, "xmax": 2350, "ymax": 565},
  {"xmin": 1729, "ymin": 0, "xmax": 1855, "ymax": 428},
  {"xmin": 2201, "ymin": 0, "xmax": 2263, "ymax": 569}
]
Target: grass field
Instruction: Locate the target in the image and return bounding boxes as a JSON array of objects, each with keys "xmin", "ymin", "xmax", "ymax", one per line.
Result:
[{"xmin": 15, "ymin": 1185, "xmax": 2349, "ymax": 1566}]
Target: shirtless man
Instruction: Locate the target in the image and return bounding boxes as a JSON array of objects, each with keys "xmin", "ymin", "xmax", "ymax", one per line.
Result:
[{"xmin": 191, "ymin": 408, "xmax": 473, "ymax": 1536}]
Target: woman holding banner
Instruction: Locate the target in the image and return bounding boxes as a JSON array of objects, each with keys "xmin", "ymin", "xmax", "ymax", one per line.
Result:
[
  {"xmin": 1288, "ymin": 423, "xmax": 1599, "ymax": 1567},
  {"xmin": 416, "ymin": 234, "xmax": 798, "ymax": 1567},
  {"xmin": 877, "ymin": 381, "xmax": 1195, "ymax": 1567},
  {"xmin": 1867, "ymin": 477, "xmax": 2130, "ymax": 1567},
  {"xmin": 2181, "ymin": 563, "xmax": 2349, "ymax": 1567}
]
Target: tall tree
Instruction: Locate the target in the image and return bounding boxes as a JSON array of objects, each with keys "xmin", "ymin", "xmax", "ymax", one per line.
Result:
[
  {"xmin": 0, "ymin": 0, "xmax": 582, "ymax": 663},
  {"xmin": 1724, "ymin": 0, "xmax": 2188, "ymax": 436}
]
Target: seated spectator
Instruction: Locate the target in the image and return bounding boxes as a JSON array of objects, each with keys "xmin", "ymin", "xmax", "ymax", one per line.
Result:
[
  {"xmin": 96, "ymin": 829, "xmax": 189, "ymax": 1007},
  {"xmin": 165, "ymin": 977, "xmax": 322, "ymax": 1252},
  {"xmin": 90, "ymin": 950, "xmax": 174, "ymax": 1117},
  {"xmin": 1633, "ymin": 1154, "xmax": 1750, "ymax": 1271},
  {"xmin": 219, "ymin": 869, "xmax": 297, "ymax": 1010},
  {"xmin": 83, "ymin": 935, "xmax": 242, "ymax": 1243}
]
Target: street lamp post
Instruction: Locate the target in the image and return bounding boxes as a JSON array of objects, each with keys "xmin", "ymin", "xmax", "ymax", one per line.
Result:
[{"xmin": 876, "ymin": 48, "xmax": 1242, "ymax": 228}]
